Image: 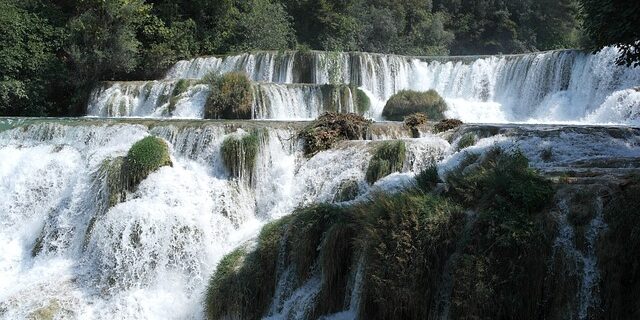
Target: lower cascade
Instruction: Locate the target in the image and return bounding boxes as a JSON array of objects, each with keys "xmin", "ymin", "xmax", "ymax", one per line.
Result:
[{"xmin": 1, "ymin": 118, "xmax": 639, "ymax": 319}]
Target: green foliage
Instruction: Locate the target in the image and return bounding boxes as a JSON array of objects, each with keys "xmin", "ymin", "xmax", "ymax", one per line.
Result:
[
  {"xmin": 382, "ymin": 90, "xmax": 448, "ymax": 121},
  {"xmin": 124, "ymin": 136, "xmax": 172, "ymax": 190},
  {"xmin": 457, "ymin": 132, "xmax": 477, "ymax": 150},
  {"xmin": 365, "ymin": 141, "xmax": 406, "ymax": 184},
  {"xmin": 205, "ymin": 217, "xmax": 291, "ymax": 320},
  {"xmin": 0, "ymin": 1, "xmax": 69, "ymax": 116},
  {"xmin": 205, "ymin": 148, "xmax": 560, "ymax": 319},
  {"xmin": 434, "ymin": 118, "xmax": 463, "ymax": 133},
  {"xmin": 300, "ymin": 112, "xmax": 372, "ymax": 156},
  {"xmin": 415, "ymin": 165, "xmax": 440, "ymax": 193},
  {"xmin": 580, "ymin": 0, "xmax": 640, "ymax": 66},
  {"xmin": 166, "ymin": 79, "xmax": 191, "ymax": 115},
  {"xmin": 334, "ymin": 179, "xmax": 360, "ymax": 202},
  {"xmin": 445, "ymin": 148, "xmax": 554, "ymax": 319},
  {"xmin": 355, "ymin": 88, "xmax": 371, "ymax": 114},
  {"xmin": 358, "ymin": 192, "xmax": 465, "ymax": 319},
  {"xmin": 203, "ymin": 72, "xmax": 253, "ymax": 119},
  {"xmin": 220, "ymin": 132, "xmax": 260, "ymax": 183},
  {"xmin": 446, "ymin": 147, "xmax": 554, "ymax": 216},
  {"xmin": 230, "ymin": 0, "xmax": 296, "ymax": 52},
  {"xmin": 598, "ymin": 177, "xmax": 640, "ymax": 318}
]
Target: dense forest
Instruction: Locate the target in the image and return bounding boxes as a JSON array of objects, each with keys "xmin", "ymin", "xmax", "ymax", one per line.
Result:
[{"xmin": 0, "ymin": 0, "xmax": 638, "ymax": 117}]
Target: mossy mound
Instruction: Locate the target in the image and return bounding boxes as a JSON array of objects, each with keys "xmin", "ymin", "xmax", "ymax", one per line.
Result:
[
  {"xmin": 415, "ymin": 165, "xmax": 440, "ymax": 193},
  {"xmin": 365, "ymin": 141, "xmax": 406, "ymax": 184},
  {"xmin": 167, "ymin": 79, "xmax": 191, "ymax": 115},
  {"xmin": 203, "ymin": 72, "xmax": 253, "ymax": 119},
  {"xmin": 598, "ymin": 176, "xmax": 640, "ymax": 319},
  {"xmin": 220, "ymin": 132, "xmax": 259, "ymax": 183},
  {"xmin": 205, "ymin": 147, "xmax": 560, "ymax": 320},
  {"xmin": 334, "ymin": 179, "xmax": 360, "ymax": 202},
  {"xmin": 205, "ymin": 218, "xmax": 291, "ymax": 320},
  {"xmin": 300, "ymin": 112, "xmax": 372, "ymax": 156},
  {"xmin": 319, "ymin": 85, "xmax": 371, "ymax": 115},
  {"xmin": 434, "ymin": 118, "xmax": 463, "ymax": 133},
  {"xmin": 456, "ymin": 132, "xmax": 477, "ymax": 150},
  {"xmin": 124, "ymin": 136, "xmax": 172, "ymax": 190},
  {"xmin": 382, "ymin": 90, "xmax": 447, "ymax": 121},
  {"xmin": 445, "ymin": 149, "xmax": 554, "ymax": 319},
  {"xmin": 404, "ymin": 112, "xmax": 428, "ymax": 138}
]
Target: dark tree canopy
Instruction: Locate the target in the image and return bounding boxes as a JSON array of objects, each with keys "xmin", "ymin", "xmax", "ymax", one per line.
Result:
[
  {"xmin": 1, "ymin": 0, "xmax": 634, "ymax": 116},
  {"xmin": 580, "ymin": 0, "xmax": 640, "ymax": 66}
]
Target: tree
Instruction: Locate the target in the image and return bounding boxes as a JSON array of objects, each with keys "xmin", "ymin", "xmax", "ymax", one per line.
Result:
[
  {"xmin": 580, "ymin": 0, "xmax": 640, "ymax": 66},
  {"xmin": 0, "ymin": 0, "xmax": 69, "ymax": 116}
]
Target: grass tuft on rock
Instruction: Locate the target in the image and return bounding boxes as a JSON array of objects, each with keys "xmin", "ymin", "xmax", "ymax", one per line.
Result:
[
  {"xmin": 220, "ymin": 132, "xmax": 259, "ymax": 183},
  {"xmin": 124, "ymin": 136, "xmax": 172, "ymax": 190},
  {"xmin": 355, "ymin": 88, "xmax": 371, "ymax": 114},
  {"xmin": 365, "ymin": 141, "xmax": 406, "ymax": 184},
  {"xmin": 456, "ymin": 132, "xmax": 477, "ymax": 150},
  {"xmin": 167, "ymin": 79, "xmax": 191, "ymax": 115},
  {"xmin": 205, "ymin": 217, "xmax": 291, "ymax": 320},
  {"xmin": 203, "ymin": 72, "xmax": 253, "ymax": 119},
  {"xmin": 300, "ymin": 112, "xmax": 372, "ymax": 156},
  {"xmin": 415, "ymin": 165, "xmax": 440, "ymax": 193},
  {"xmin": 382, "ymin": 90, "xmax": 447, "ymax": 121}
]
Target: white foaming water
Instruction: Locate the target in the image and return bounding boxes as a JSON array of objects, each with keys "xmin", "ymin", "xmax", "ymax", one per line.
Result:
[
  {"xmin": 0, "ymin": 119, "xmax": 446, "ymax": 319},
  {"xmin": 137, "ymin": 48, "xmax": 640, "ymax": 124}
]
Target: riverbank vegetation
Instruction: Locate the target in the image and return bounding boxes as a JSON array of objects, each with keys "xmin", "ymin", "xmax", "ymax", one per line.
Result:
[{"xmin": 1, "ymin": 0, "xmax": 636, "ymax": 117}]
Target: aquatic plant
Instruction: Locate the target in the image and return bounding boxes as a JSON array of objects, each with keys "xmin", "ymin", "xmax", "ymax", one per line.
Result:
[
  {"xmin": 365, "ymin": 141, "xmax": 406, "ymax": 184},
  {"xmin": 382, "ymin": 90, "xmax": 447, "ymax": 121}
]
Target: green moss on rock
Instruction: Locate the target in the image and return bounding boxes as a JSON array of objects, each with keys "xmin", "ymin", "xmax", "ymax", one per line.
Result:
[
  {"xmin": 220, "ymin": 132, "xmax": 259, "ymax": 183},
  {"xmin": 124, "ymin": 136, "xmax": 172, "ymax": 190},
  {"xmin": 334, "ymin": 179, "xmax": 360, "ymax": 202},
  {"xmin": 382, "ymin": 90, "xmax": 448, "ymax": 121},
  {"xmin": 365, "ymin": 141, "xmax": 406, "ymax": 184},
  {"xmin": 456, "ymin": 132, "xmax": 477, "ymax": 150},
  {"xmin": 205, "ymin": 217, "xmax": 291, "ymax": 320},
  {"xmin": 203, "ymin": 72, "xmax": 253, "ymax": 119},
  {"xmin": 167, "ymin": 79, "xmax": 191, "ymax": 115}
]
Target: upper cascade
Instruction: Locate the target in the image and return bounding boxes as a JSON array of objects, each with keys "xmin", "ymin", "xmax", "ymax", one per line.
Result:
[{"xmin": 87, "ymin": 47, "xmax": 640, "ymax": 125}]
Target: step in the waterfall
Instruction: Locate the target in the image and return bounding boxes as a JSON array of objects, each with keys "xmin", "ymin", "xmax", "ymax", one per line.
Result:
[
  {"xmin": 87, "ymin": 80, "xmax": 371, "ymax": 119},
  {"xmin": 85, "ymin": 47, "xmax": 640, "ymax": 124}
]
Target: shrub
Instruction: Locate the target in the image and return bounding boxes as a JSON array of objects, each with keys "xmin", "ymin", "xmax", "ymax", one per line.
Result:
[
  {"xmin": 404, "ymin": 112, "xmax": 428, "ymax": 138},
  {"xmin": 382, "ymin": 90, "xmax": 447, "ymax": 121},
  {"xmin": 124, "ymin": 136, "xmax": 172, "ymax": 190},
  {"xmin": 434, "ymin": 118, "xmax": 463, "ymax": 133},
  {"xmin": 300, "ymin": 112, "xmax": 372, "ymax": 156},
  {"xmin": 365, "ymin": 141, "xmax": 406, "ymax": 184},
  {"xmin": 220, "ymin": 132, "xmax": 259, "ymax": 183},
  {"xmin": 456, "ymin": 132, "xmax": 477, "ymax": 150},
  {"xmin": 203, "ymin": 72, "xmax": 253, "ymax": 119}
]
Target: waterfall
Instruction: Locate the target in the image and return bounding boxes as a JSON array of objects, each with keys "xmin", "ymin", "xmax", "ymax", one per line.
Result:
[
  {"xmin": 88, "ymin": 48, "xmax": 640, "ymax": 124},
  {"xmin": 0, "ymin": 119, "xmax": 435, "ymax": 319}
]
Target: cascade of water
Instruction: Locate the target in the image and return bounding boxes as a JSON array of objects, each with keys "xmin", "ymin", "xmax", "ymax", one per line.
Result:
[
  {"xmin": 153, "ymin": 48, "xmax": 640, "ymax": 123},
  {"xmin": 0, "ymin": 119, "xmax": 442, "ymax": 319}
]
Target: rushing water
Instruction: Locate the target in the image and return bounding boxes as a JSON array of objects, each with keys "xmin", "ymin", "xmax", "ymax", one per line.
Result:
[
  {"xmin": 1, "ymin": 118, "xmax": 639, "ymax": 319},
  {"xmin": 4, "ymin": 46, "xmax": 640, "ymax": 320},
  {"xmin": 89, "ymin": 48, "xmax": 640, "ymax": 124}
]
